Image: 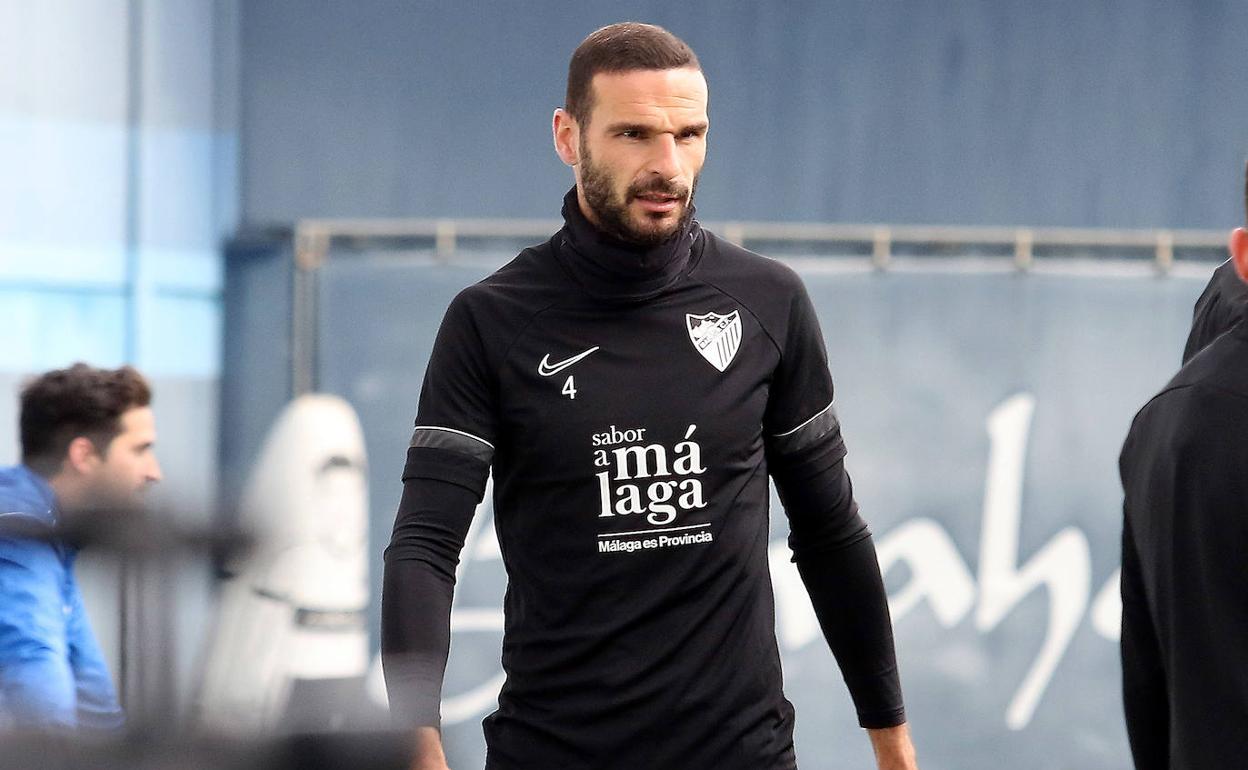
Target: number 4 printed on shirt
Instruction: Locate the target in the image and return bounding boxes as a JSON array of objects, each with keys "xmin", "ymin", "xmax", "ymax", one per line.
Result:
[{"xmin": 562, "ymin": 375, "xmax": 578, "ymax": 400}]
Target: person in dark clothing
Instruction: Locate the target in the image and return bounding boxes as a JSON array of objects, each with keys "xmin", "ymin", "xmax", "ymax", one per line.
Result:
[
  {"xmin": 382, "ymin": 22, "xmax": 917, "ymax": 770},
  {"xmin": 1120, "ymin": 168, "xmax": 1248, "ymax": 768},
  {"xmin": 1180, "ymin": 258, "xmax": 1248, "ymax": 363}
]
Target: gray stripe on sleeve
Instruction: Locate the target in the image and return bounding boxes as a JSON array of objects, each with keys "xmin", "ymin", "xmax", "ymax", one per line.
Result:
[
  {"xmin": 769, "ymin": 403, "xmax": 841, "ymax": 456},
  {"xmin": 409, "ymin": 426, "xmax": 495, "ymax": 464}
]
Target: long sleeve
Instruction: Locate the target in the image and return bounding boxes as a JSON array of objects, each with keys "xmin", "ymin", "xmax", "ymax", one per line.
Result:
[
  {"xmin": 0, "ymin": 536, "xmax": 76, "ymax": 729},
  {"xmin": 772, "ymin": 449, "xmax": 905, "ymax": 729},
  {"xmin": 382, "ymin": 285, "xmax": 498, "ymax": 727},
  {"xmin": 759, "ymin": 258, "xmax": 905, "ymax": 728},
  {"xmin": 380, "ymin": 452, "xmax": 482, "ymax": 728}
]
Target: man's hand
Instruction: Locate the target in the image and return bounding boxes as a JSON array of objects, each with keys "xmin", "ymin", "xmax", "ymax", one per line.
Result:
[
  {"xmin": 867, "ymin": 723, "xmax": 918, "ymax": 770},
  {"xmin": 408, "ymin": 726, "xmax": 451, "ymax": 770}
]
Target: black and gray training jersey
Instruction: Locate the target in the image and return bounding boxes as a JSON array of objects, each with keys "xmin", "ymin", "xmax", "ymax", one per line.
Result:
[{"xmin": 407, "ymin": 225, "xmax": 849, "ymax": 769}]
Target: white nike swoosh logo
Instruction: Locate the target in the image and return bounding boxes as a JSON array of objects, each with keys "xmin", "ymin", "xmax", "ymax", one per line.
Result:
[{"xmin": 538, "ymin": 346, "xmax": 600, "ymax": 376}]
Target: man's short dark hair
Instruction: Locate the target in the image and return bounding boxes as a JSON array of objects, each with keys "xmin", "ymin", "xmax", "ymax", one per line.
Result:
[
  {"xmin": 565, "ymin": 22, "xmax": 700, "ymax": 127},
  {"xmin": 20, "ymin": 363, "xmax": 152, "ymax": 473}
]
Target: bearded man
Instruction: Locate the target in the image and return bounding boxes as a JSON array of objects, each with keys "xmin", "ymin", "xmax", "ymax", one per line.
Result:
[{"xmin": 383, "ymin": 22, "xmax": 917, "ymax": 770}]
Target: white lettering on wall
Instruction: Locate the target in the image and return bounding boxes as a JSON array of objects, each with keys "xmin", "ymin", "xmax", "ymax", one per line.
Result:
[
  {"xmin": 876, "ymin": 519, "xmax": 977, "ymax": 628},
  {"xmin": 770, "ymin": 393, "xmax": 1118, "ymax": 731},
  {"xmin": 974, "ymin": 393, "xmax": 1090, "ymax": 730}
]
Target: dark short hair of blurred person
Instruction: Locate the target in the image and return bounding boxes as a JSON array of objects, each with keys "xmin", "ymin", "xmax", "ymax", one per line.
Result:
[
  {"xmin": 1119, "ymin": 172, "xmax": 1248, "ymax": 767},
  {"xmin": 1182, "ymin": 160, "xmax": 1248, "ymax": 362},
  {"xmin": 0, "ymin": 363, "xmax": 161, "ymax": 731}
]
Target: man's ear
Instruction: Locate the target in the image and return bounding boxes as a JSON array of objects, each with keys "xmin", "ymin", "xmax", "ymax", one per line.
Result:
[
  {"xmin": 552, "ymin": 108, "xmax": 580, "ymax": 167},
  {"xmin": 65, "ymin": 436, "xmax": 100, "ymax": 475},
  {"xmin": 1230, "ymin": 227, "xmax": 1248, "ymax": 284}
]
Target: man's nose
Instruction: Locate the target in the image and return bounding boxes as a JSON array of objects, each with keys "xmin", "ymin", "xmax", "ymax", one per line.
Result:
[
  {"xmin": 646, "ymin": 134, "xmax": 682, "ymax": 180},
  {"xmin": 147, "ymin": 458, "xmax": 163, "ymax": 484}
]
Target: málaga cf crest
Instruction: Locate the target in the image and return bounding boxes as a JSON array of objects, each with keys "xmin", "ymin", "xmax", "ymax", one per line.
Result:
[{"xmin": 685, "ymin": 310, "xmax": 742, "ymax": 372}]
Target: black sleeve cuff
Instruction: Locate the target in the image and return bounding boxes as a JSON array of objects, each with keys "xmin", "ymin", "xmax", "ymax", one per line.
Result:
[
  {"xmin": 858, "ymin": 706, "xmax": 907, "ymax": 730},
  {"xmin": 402, "ymin": 445, "xmax": 490, "ymax": 501}
]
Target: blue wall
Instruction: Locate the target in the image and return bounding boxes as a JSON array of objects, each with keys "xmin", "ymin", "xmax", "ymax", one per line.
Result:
[
  {"xmin": 0, "ymin": 0, "xmax": 236, "ymax": 383},
  {"xmin": 239, "ymin": 0, "xmax": 1248, "ymax": 228}
]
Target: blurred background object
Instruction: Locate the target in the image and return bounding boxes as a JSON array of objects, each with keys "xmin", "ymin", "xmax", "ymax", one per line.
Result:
[
  {"xmin": 198, "ymin": 394, "xmax": 373, "ymax": 735},
  {"xmin": 0, "ymin": 729, "xmax": 411, "ymax": 770}
]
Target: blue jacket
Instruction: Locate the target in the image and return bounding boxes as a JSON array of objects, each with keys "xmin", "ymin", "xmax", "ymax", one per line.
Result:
[{"xmin": 0, "ymin": 465, "xmax": 123, "ymax": 730}]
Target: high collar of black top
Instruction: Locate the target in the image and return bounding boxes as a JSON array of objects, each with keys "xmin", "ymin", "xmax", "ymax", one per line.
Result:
[
  {"xmin": 1236, "ymin": 300, "xmax": 1248, "ymax": 340},
  {"xmin": 556, "ymin": 186, "xmax": 701, "ymax": 302}
]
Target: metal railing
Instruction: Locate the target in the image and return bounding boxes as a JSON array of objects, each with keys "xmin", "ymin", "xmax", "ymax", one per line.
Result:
[
  {"xmin": 292, "ymin": 216, "xmax": 1226, "ymax": 272},
  {"xmin": 286, "ymin": 216, "xmax": 1228, "ymax": 395}
]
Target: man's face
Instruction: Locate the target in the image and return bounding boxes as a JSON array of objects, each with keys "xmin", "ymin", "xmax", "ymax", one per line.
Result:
[
  {"xmin": 87, "ymin": 406, "xmax": 162, "ymax": 509},
  {"xmin": 572, "ymin": 67, "xmax": 709, "ymax": 246}
]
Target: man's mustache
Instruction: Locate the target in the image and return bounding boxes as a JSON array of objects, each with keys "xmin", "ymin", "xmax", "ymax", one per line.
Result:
[{"xmin": 627, "ymin": 179, "xmax": 689, "ymax": 201}]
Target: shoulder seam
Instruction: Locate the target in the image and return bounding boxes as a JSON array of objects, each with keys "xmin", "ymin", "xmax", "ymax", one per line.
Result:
[
  {"xmin": 691, "ymin": 232, "xmax": 797, "ymax": 359},
  {"xmin": 689, "ymin": 261, "xmax": 786, "ymax": 360},
  {"xmin": 497, "ymin": 298, "xmax": 572, "ymax": 373},
  {"xmin": 695, "ymin": 276, "xmax": 783, "ymax": 358},
  {"xmin": 1132, "ymin": 379, "xmax": 1248, "ymax": 435},
  {"xmin": 492, "ymin": 243, "xmax": 580, "ymax": 376},
  {"xmin": 1149, "ymin": 380, "xmax": 1248, "ymax": 406}
]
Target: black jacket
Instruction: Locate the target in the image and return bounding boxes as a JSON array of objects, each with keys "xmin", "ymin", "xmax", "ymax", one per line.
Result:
[{"xmin": 1120, "ymin": 303, "xmax": 1248, "ymax": 769}]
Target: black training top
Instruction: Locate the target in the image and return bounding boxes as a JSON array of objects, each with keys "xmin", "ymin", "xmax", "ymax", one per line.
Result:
[
  {"xmin": 1120, "ymin": 302, "xmax": 1248, "ymax": 769},
  {"xmin": 385, "ymin": 190, "xmax": 904, "ymax": 769}
]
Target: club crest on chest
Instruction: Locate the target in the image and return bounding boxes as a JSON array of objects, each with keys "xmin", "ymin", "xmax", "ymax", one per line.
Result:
[{"xmin": 685, "ymin": 310, "xmax": 742, "ymax": 372}]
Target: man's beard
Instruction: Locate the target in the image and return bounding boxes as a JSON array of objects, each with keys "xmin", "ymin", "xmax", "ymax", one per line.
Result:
[{"xmin": 579, "ymin": 146, "xmax": 698, "ymax": 248}]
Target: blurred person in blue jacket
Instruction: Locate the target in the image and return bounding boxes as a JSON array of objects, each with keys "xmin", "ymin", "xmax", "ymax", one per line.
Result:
[{"xmin": 0, "ymin": 363, "xmax": 161, "ymax": 731}]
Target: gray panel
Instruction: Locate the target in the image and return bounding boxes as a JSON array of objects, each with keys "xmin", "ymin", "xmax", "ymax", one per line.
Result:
[
  {"xmin": 219, "ymin": 235, "xmax": 294, "ymax": 515},
  {"xmin": 239, "ymin": 1, "xmax": 1248, "ymax": 229}
]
